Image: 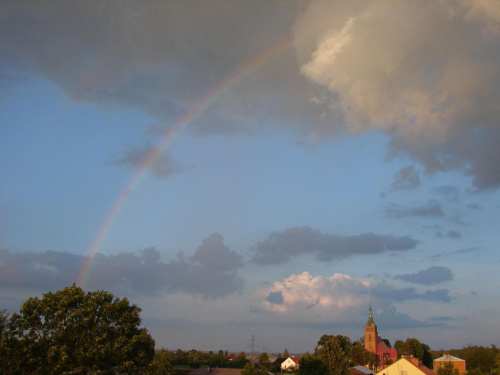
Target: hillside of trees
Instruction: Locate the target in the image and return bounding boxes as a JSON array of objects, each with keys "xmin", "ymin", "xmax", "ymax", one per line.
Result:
[{"xmin": 1, "ymin": 286, "xmax": 499, "ymax": 375}]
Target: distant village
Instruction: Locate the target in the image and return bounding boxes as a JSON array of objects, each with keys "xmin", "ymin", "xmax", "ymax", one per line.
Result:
[{"xmin": 182, "ymin": 306, "xmax": 498, "ymax": 375}]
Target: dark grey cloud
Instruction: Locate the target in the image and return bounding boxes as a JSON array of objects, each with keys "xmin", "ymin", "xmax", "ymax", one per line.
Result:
[
  {"xmin": 0, "ymin": 234, "xmax": 243, "ymax": 299},
  {"xmin": 388, "ymin": 127, "xmax": 500, "ymax": 191},
  {"xmin": 370, "ymin": 281, "xmax": 452, "ymax": 303},
  {"xmin": 388, "ymin": 165, "xmax": 421, "ymax": 192},
  {"xmin": 374, "ymin": 305, "xmax": 447, "ymax": 329},
  {"xmin": 428, "ymin": 247, "xmax": 481, "ymax": 260},
  {"xmin": 110, "ymin": 142, "xmax": 179, "ymax": 179},
  {"xmin": 446, "ymin": 230, "xmax": 462, "ymax": 239},
  {"xmin": 394, "ymin": 266, "xmax": 453, "ymax": 285},
  {"xmin": 190, "ymin": 233, "xmax": 243, "ymax": 271},
  {"xmin": 428, "ymin": 316, "xmax": 453, "ymax": 322},
  {"xmin": 0, "ymin": 1, "xmax": 332, "ymax": 141},
  {"xmin": 386, "ymin": 199, "xmax": 444, "ymax": 218},
  {"xmin": 249, "ymin": 226, "xmax": 418, "ymax": 265}
]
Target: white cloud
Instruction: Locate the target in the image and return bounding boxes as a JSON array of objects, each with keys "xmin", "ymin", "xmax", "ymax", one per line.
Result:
[
  {"xmin": 254, "ymin": 272, "xmax": 370, "ymax": 322},
  {"xmin": 295, "ymin": 0, "xmax": 500, "ymax": 189},
  {"xmin": 253, "ymin": 271, "xmax": 452, "ymax": 327}
]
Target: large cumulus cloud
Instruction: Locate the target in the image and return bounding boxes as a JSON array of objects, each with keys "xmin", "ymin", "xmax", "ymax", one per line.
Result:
[
  {"xmin": 295, "ymin": 0, "xmax": 500, "ymax": 190},
  {"xmin": 253, "ymin": 271, "xmax": 451, "ymax": 327}
]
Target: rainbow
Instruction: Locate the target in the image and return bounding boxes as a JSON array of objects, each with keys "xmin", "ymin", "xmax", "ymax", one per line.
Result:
[{"xmin": 76, "ymin": 36, "xmax": 293, "ymax": 287}]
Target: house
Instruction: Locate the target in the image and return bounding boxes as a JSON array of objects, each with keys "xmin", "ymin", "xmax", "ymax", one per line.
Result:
[
  {"xmin": 434, "ymin": 354, "xmax": 466, "ymax": 375},
  {"xmin": 375, "ymin": 356, "xmax": 435, "ymax": 375},
  {"xmin": 364, "ymin": 306, "xmax": 398, "ymax": 368},
  {"xmin": 188, "ymin": 368, "xmax": 242, "ymax": 375},
  {"xmin": 281, "ymin": 356, "xmax": 301, "ymax": 371}
]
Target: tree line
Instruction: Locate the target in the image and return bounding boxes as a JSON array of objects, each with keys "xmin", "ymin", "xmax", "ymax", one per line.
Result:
[{"xmin": 1, "ymin": 285, "xmax": 500, "ymax": 375}]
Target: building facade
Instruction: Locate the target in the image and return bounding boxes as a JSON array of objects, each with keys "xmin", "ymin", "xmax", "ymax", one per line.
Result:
[
  {"xmin": 364, "ymin": 306, "xmax": 398, "ymax": 369},
  {"xmin": 434, "ymin": 354, "xmax": 466, "ymax": 375}
]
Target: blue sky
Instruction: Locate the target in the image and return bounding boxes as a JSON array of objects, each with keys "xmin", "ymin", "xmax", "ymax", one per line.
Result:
[{"xmin": 1, "ymin": 1, "xmax": 500, "ymax": 354}]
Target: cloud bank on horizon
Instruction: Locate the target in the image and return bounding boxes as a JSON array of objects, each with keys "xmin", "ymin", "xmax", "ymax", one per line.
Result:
[{"xmin": 1, "ymin": 0, "xmax": 500, "ymax": 352}]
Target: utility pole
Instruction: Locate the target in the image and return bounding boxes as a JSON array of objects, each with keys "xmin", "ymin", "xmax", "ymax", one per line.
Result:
[{"xmin": 248, "ymin": 334, "xmax": 256, "ymax": 357}]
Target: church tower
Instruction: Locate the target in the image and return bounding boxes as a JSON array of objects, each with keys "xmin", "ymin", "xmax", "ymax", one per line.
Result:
[{"xmin": 364, "ymin": 305, "xmax": 378, "ymax": 355}]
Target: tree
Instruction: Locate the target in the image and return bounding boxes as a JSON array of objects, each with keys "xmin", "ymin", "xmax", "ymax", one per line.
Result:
[
  {"xmin": 242, "ymin": 362, "xmax": 260, "ymax": 375},
  {"xmin": 0, "ymin": 284, "xmax": 155, "ymax": 375},
  {"xmin": 403, "ymin": 338, "xmax": 424, "ymax": 359},
  {"xmin": 318, "ymin": 338, "xmax": 350, "ymax": 375},
  {"xmin": 258, "ymin": 352, "xmax": 271, "ymax": 370},
  {"xmin": 437, "ymin": 362, "xmax": 460, "ymax": 375},
  {"xmin": 0, "ymin": 309, "xmax": 8, "ymax": 333},
  {"xmin": 394, "ymin": 340, "xmax": 405, "ymax": 355},
  {"xmin": 284, "ymin": 348, "xmax": 290, "ymax": 358},
  {"xmin": 148, "ymin": 349, "xmax": 174, "ymax": 375},
  {"xmin": 350, "ymin": 342, "xmax": 367, "ymax": 366},
  {"xmin": 318, "ymin": 334, "xmax": 335, "ymax": 348},
  {"xmin": 317, "ymin": 334, "xmax": 351, "ymax": 356},
  {"xmin": 298, "ymin": 353, "xmax": 329, "ymax": 375},
  {"xmin": 463, "ymin": 345, "xmax": 498, "ymax": 373}
]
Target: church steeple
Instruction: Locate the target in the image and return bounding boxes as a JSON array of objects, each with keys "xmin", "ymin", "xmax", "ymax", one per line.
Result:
[
  {"xmin": 366, "ymin": 304, "xmax": 375, "ymax": 326},
  {"xmin": 364, "ymin": 305, "xmax": 378, "ymax": 355}
]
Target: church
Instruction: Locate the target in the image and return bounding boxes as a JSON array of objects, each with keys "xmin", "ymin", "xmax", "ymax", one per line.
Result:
[{"xmin": 364, "ymin": 306, "xmax": 398, "ymax": 368}]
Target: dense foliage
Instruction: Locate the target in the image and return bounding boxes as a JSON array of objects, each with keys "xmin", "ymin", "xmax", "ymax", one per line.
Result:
[
  {"xmin": 437, "ymin": 361, "xmax": 460, "ymax": 375},
  {"xmin": 431, "ymin": 345, "xmax": 499, "ymax": 375},
  {"xmin": 298, "ymin": 353, "xmax": 329, "ymax": 375},
  {"xmin": 317, "ymin": 338, "xmax": 351, "ymax": 375},
  {"xmin": 0, "ymin": 285, "xmax": 155, "ymax": 375}
]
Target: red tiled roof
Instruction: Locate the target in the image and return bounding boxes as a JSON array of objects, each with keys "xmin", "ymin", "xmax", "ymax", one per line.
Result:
[
  {"xmin": 402, "ymin": 356, "xmax": 435, "ymax": 375},
  {"xmin": 376, "ymin": 337, "xmax": 398, "ymax": 360}
]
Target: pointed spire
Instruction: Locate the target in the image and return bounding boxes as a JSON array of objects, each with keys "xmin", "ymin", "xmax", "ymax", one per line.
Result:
[{"xmin": 366, "ymin": 304, "xmax": 375, "ymax": 326}]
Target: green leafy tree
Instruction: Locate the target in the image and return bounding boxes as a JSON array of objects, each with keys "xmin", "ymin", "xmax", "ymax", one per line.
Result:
[
  {"xmin": 463, "ymin": 345, "xmax": 498, "ymax": 373},
  {"xmin": 0, "ymin": 309, "xmax": 8, "ymax": 333},
  {"xmin": 394, "ymin": 340, "xmax": 405, "ymax": 355},
  {"xmin": 317, "ymin": 334, "xmax": 351, "ymax": 356},
  {"xmin": 0, "ymin": 284, "xmax": 155, "ymax": 375},
  {"xmin": 350, "ymin": 342, "xmax": 367, "ymax": 366},
  {"xmin": 317, "ymin": 334, "xmax": 335, "ymax": 348},
  {"xmin": 258, "ymin": 352, "xmax": 271, "ymax": 370},
  {"xmin": 403, "ymin": 338, "xmax": 424, "ymax": 359},
  {"xmin": 298, "ymin": 353, "xmax": 329, "ymax": 375},
  {"xmin": 318, "ymin": 338, "xmax": 350, "ymax": 375},
  {"xmin": 148, "ymin": 349, "xmax": 174, "ymax": 375},
  {"xmin": 421, "ymin": 343, "xmax": 433, "ymax": 368},
  {"xmin": 383, "ymin": 339, "xmax": 392, "ymax": 348},
  {"xmin": 242, "ymin": 362, "xmax": 260, "ymax": 375},
  {"xmin": 284, "ymin": 348, "xmax": 290, "ymax": 358},
  {"xmin": 495, "ymin": 352, "xmax": 500, "ymax": 374},
  {"xmin": 399, "ymin": 338, "xmax": 432, "ymax": 367},
  {"xmin": 436, "ymin": 362, "xmax": 460, "ymax": 375}
]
